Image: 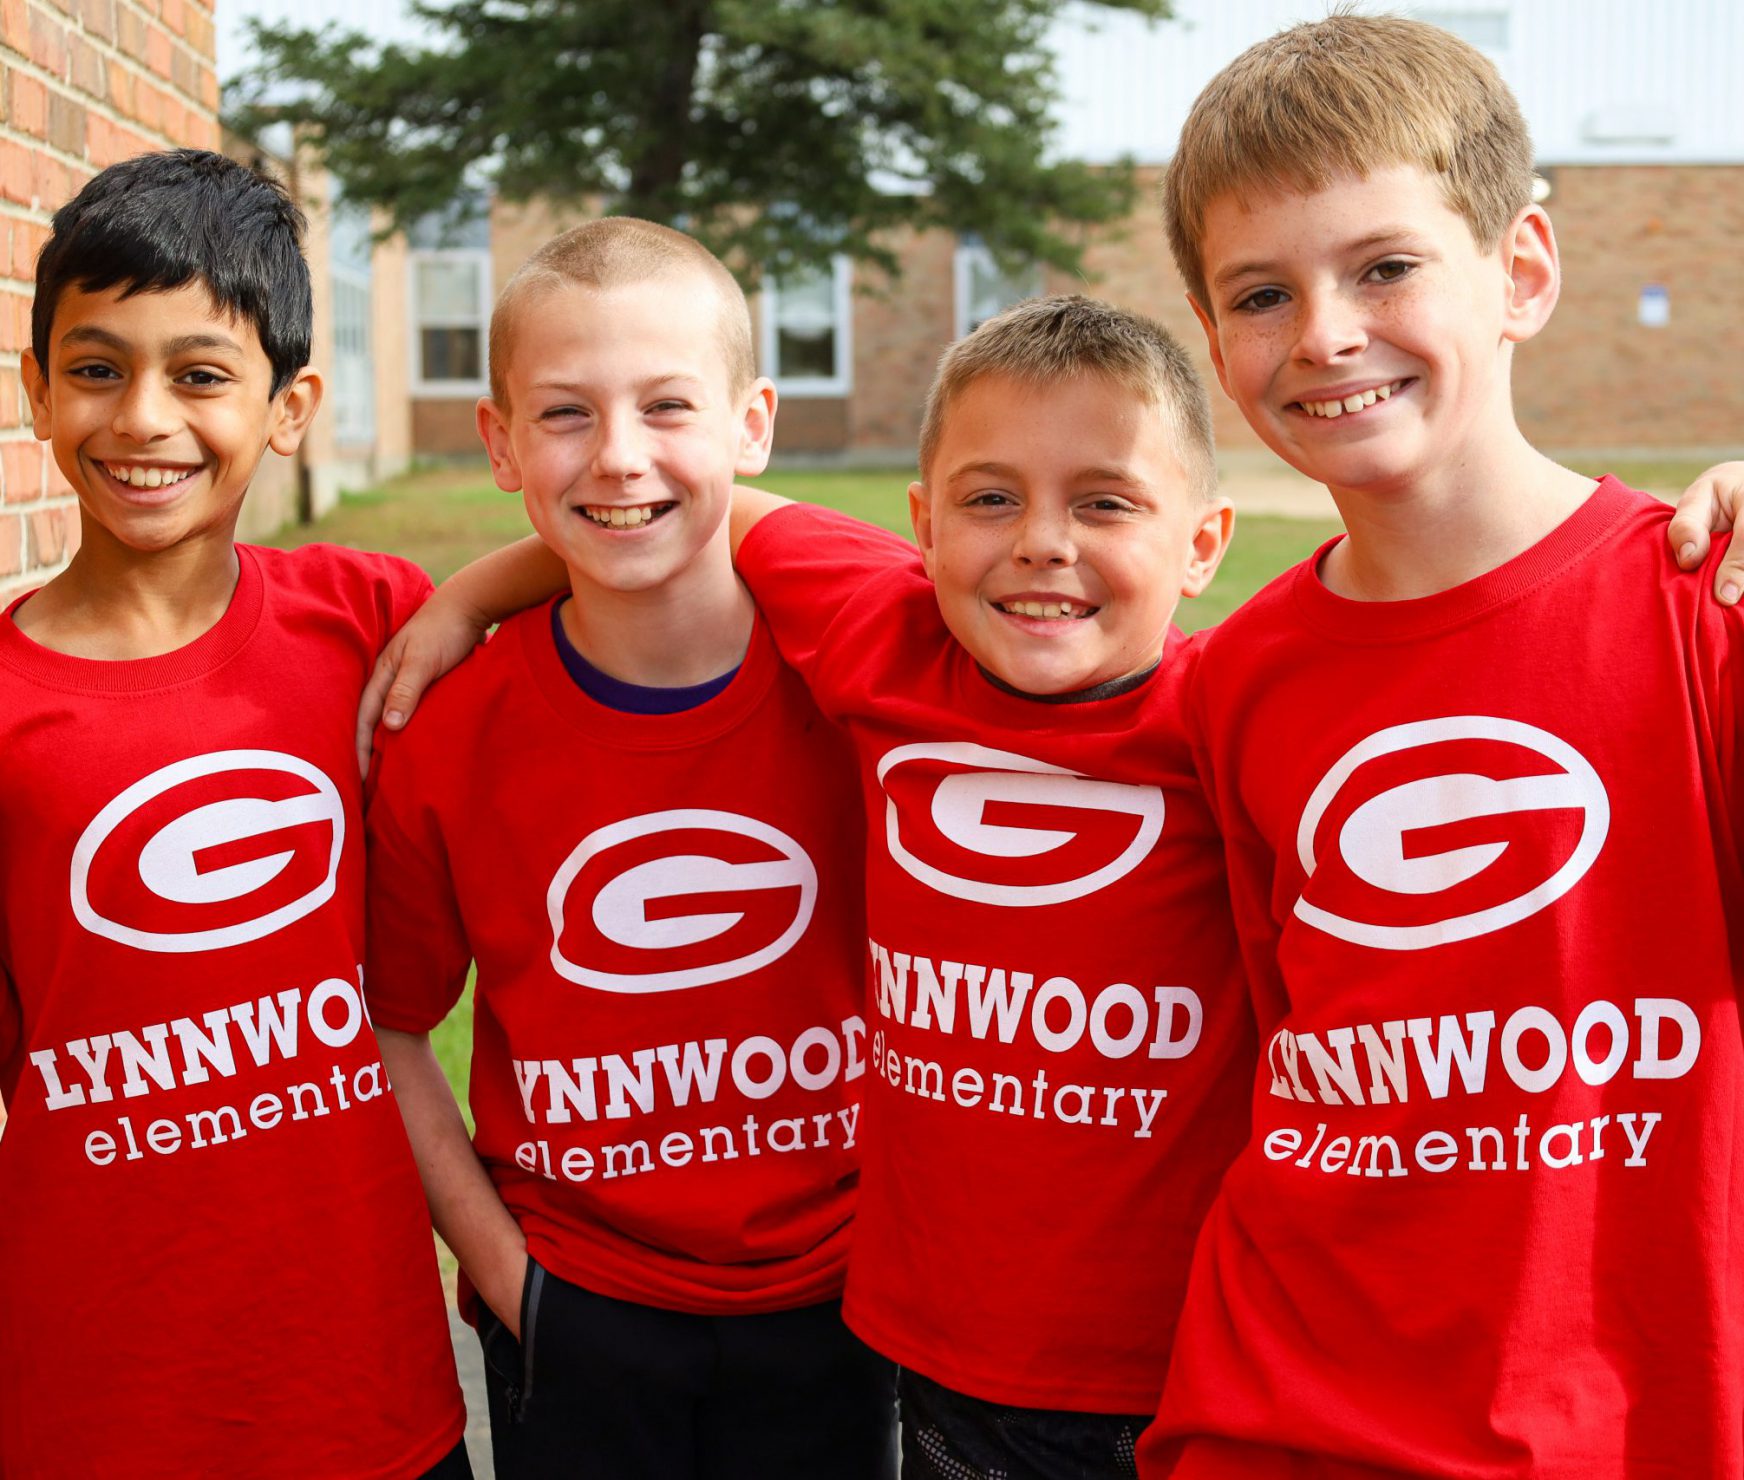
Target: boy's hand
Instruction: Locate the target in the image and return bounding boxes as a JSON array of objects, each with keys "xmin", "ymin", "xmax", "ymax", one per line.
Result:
[
  {"xmin": 355, "ymin": 590, "xmax": 493, "ymax": 774},
  {"xmin": 1668, "ymin": 462, "xmax": 1744, "ymax": 606}
]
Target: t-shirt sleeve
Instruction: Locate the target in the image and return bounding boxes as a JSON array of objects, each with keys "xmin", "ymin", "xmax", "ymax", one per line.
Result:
[
  {"xmin": 364, "ymin": 738, "xmax": 474, "ymax": 1034},
  {"xmin": 1698, "ymin": 535, "xmax": 1744, "ymax": 855},
  {"xmin": 737, "ymin": 503, "xmax": 921, "ymax": 684}
]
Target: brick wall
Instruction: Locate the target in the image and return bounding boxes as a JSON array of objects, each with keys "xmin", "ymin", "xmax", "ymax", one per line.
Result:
[{"xmin": 0, "ymin": 0, "xmax": 218, "ymax": 601}]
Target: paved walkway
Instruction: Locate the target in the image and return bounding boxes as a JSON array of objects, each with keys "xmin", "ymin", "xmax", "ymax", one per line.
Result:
[{"xmin": 450, "ymin": 1309, "xmax": 494, "ymax": 1479}]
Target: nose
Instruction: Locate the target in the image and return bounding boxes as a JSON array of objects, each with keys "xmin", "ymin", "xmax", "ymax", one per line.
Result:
[
  {"xmin": 591, "ymin": 410, "xmax": 650, "ymax": 480},
  {"xmin": 1292, "ymin": 285, "xmax": 1368, "ymax": 365},
  {"xmin": 1012, "ymin": 502, "xmax": 1075, "ymax": 568},
  {"xmin": 110, "ymin": 375, "xmax": 177, "ymax": 442}
]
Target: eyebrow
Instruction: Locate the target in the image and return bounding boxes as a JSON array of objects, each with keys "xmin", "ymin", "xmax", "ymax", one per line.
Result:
[
  {"xmin": 526, "ymin": 372, "xmax": 709, "ymax": 395},
  {"xmin": 945, "ymin": 459, "xmax": 1144, "ymax": 486},
  {"xmin": 58, "ymin": 326, "xmax": 245, "ymax": 357},
  {"xmin": 1212, "ymin": 227, "xmax": 1423, "ymax": 290}
]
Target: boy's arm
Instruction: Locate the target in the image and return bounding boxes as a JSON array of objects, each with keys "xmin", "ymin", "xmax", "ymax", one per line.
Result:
[
  {"xmin": 377, "ymin": 1028, "xmax": 529, "ymax": 1336},
  {"xmin": 359, "ymin": 486, "xmax": 796, "ymax": 748},
  {"xmin": 1668, "ymin": 461, "xmax": 1744, "ymax": 606},
  {"xmin": 355, "ymin": 535, "xmax": 566, "ymax": 764}
]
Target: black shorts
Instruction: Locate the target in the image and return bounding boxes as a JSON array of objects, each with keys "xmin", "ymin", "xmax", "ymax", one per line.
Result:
[
  {"xmin": 477, "ymin": 1259, "xmax": 896, "ymax": 1479},
  {"xmin": 899, "ymin": 1368, "xmax": 1150, "ymax": 1480}
]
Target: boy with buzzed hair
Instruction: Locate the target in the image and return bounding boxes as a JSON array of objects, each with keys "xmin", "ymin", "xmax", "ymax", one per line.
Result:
[
  {"xmin": 1139, "ymin": 14, "xmax": 1744, "ymax": 1477},
  {"xmin": 0, "ymin": 149, "xmax": 467, "ymax": 1477},
  {"xmin": 361, "ymin": 217, "xmax": 895, "ymax": 1479}
]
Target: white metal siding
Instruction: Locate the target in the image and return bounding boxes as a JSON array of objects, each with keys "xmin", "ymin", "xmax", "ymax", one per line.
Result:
[{"xmin": 1052, "ymin": 0, "xmax": 1744, "ymax": 166}]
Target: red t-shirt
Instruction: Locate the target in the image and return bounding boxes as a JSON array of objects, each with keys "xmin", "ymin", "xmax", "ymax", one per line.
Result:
[
  {"xmin": 737, "ymin": 503, "xmax": 1254, "ymax": 1414},
  {"xmin": 0, "ymin": 544, "xmax": 465, "ymax": 1480},
  {"xmin": 364, "ymin": 600, "xmax": 868, "ymax": 1315},
  {"xmin": 1144, "ymin": 479, "xmax": 1744, "ymax": 1478}
]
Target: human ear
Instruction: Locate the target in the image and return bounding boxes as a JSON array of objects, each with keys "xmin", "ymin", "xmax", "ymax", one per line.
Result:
[
  {"xmin": 733, "ymin": 378, "xmax": 779, "ymax": 477},
  {"xmin": 475, "ymin": 397, "xmax": 523, "ymax": 493},
  {"xmin": 1499, "ymin": 204, "xmax": 1561, "ymax": 345},
  {"xmin": 21, "ymin": 349, "xmax": 51, "ymax": 439},
  {"xmin": 266, "ymin": 366, "xmax": 323, "ymax": 456},
  {"xmin": 1188, "ymin": 294, "xmax": 1234, "ymax": 399},
  {"xmin": 1179, "ymin": 494, "xmax": 1236, "ymax": 598},
  {"xmin": 908, "ymin": 480, "xmax": 939, "ymax": 579}
]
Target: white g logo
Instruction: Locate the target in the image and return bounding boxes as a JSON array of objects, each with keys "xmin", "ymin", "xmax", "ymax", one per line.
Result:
[
  {"xmin": 546, "ymin": 809, "xmax": 817, "ymax": 993},
  {"xmin": 876, "ymin": 742, "xmax": 1164, "ymax": 907},
  {"xmin": 71, "ymin": 750, "xmax": 345, "ymax": 953},
  {"xmin": 1294, "ymin": 716, "xmax": 1609, "ymax": 950}
]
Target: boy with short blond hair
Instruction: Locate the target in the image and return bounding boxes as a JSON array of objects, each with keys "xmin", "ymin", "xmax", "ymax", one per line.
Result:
[
  {"xmin": 1140, "ymin": 15, "xmax": 1744, "ymax": 1477},
  {"xmin": 0, "ymin": 148, "xmax": 466, "ymax": 1478},
  {"xmin": 362, "ymin": 216, "xmax": 894, "ymax": 1479}
]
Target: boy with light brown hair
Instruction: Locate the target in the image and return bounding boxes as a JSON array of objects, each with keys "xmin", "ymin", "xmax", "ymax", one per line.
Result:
[{"xmin": 1138, "ymin": 15, "xmax": 1744, "ymax": 1477}]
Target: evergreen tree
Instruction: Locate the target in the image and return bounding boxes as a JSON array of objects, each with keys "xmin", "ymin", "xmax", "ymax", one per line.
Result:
[{"xmin": 234, "ymin": 0, "xmax": 1170, "ymax": 279}]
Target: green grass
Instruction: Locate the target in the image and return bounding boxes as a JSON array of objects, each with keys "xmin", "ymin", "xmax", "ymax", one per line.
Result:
[{"xmin": 274, "ymin": 459, "xmax": 1340, "ymax": 1101}]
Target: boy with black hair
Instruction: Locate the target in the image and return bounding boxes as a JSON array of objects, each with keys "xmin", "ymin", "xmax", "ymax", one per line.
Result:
[
  {"xmin": 1140, "ymin": 15, "xmax": 1744, "ymax": 1477},
  {"xmin": 0, "ymin": 149, "xmax": 467, "ymax": 1478}
]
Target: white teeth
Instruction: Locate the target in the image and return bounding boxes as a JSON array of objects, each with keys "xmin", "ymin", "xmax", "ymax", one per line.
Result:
[
  {"xmin": 584, "ymin": 504, "xmax": 660, "ymax": 527},
  {"xmin": 1300, "ymin": 381, "xmax": 1402, "ymax": 418},
  {"xmin": 106, "ymin": 463, "xmax": 189, "ymax": 488}
]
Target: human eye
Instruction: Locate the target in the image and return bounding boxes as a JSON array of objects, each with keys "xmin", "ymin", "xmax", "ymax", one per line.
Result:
[
  {"xmin": 66, "ymin": 361, "xmax": 120, "ymax": 383},
  {"xmin": 177, "ymin": 367, "xmax": 234, "ymax": 389},
  {"xmin": 1365, "ymin": 258, "xmax": 1416, "ymax": 285},
  {"xmin": 963, "ymin": 488, "xmax": 1016, "ymax": 508},
  {"xmin": 539, "ymin": 404, "xmax": 585, "ymax": 423},
  {"xmin": 1232, "ymin": 285, "xmax": 1288, "ymax": 314},
  {"xmin": 1082, "ymin": 493, "xmax": 1139, "ymax": 515}
]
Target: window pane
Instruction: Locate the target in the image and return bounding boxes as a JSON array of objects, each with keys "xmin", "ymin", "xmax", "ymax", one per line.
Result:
[
  {"xmin": 964, "ymin": 246, "xmax": 1042, "ymax": 334},
  {"xmin": 421, "ymin": 327, "xmax": 482, "ymax": 383},
  {"xmin": 776, "ymin": 324, "xmax": 837, "ymax": 380},
  {"xmin": 417, "ymin": 259, "xmax": 480, "ymax": 321},
  {"xmin": 775, "ymin": 269, "xmax": 836, "ymax": 334}
]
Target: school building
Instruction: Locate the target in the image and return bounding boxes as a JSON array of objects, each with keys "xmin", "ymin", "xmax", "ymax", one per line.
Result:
[{"xmin": 2, "ymin": 0, "xmax": 1740, "ymax": 600}]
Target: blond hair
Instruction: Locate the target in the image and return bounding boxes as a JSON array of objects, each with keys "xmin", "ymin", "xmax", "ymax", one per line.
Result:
[
  {"xmin": 918, "ymin": 294, "xmax": 1215, "ymax": 500},
  {"xmin": 488, "ymin": 217, "xmax": 754, "ymax": 405},
  {"xmin": 1164, "ymin": 12, "xmax": 1535, "ymax": 308}
]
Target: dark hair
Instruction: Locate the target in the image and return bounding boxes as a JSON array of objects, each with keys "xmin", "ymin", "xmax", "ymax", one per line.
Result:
[{"xmin": 32, "ymin": 149, "xmax": 311, "ymax": 396}]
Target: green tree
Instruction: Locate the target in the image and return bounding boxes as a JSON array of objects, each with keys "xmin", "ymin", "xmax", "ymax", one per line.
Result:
[{"xmin": 233, "ymin": 0, "xmax": 1169, "ymax": 280}]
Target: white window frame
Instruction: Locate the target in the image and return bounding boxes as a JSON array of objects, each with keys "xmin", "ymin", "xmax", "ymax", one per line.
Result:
[
  {"xmin": 409, "ymin": 248, "xmax": 491, "ymax": 397},
  {"xmin": 953, "ymin": 241, "xmax": 1044, "ymax": 341},
  {"xmin": 759, "ymin": 255, "xmax": 853, "ymax": 398}
]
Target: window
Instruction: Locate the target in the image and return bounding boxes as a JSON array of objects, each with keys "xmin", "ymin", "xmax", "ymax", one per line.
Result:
[
  {"xmin": 328, "ymin": 202, "xmax": 374, "ymax": 444},
  {"xmin": 954, "ymin": 241, "xmax": 1043, "ymax": 340},
  {"xmin": 410, "ymin": 251, "xmax": 491, "ymax": 394},
  {"xmin": 760, "ymin": 256, "xmax": 852, "ymax": 396}
]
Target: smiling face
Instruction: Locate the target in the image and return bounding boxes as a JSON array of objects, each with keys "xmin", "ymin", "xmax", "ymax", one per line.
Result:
[
  {"xmin": 478, "ymin": 271, "xmax": 775, "ymax": 600},
  {"xmin": 22, "ymin": 282, "xmax": 318, "ymax": 559},
  {"xmin": 910, "ymin": 371, "xmax": 1231, "ymax": 696},
  {"xmin": 1191, "ymin": 164, "xmax": 1556, "ymax": 505}
]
